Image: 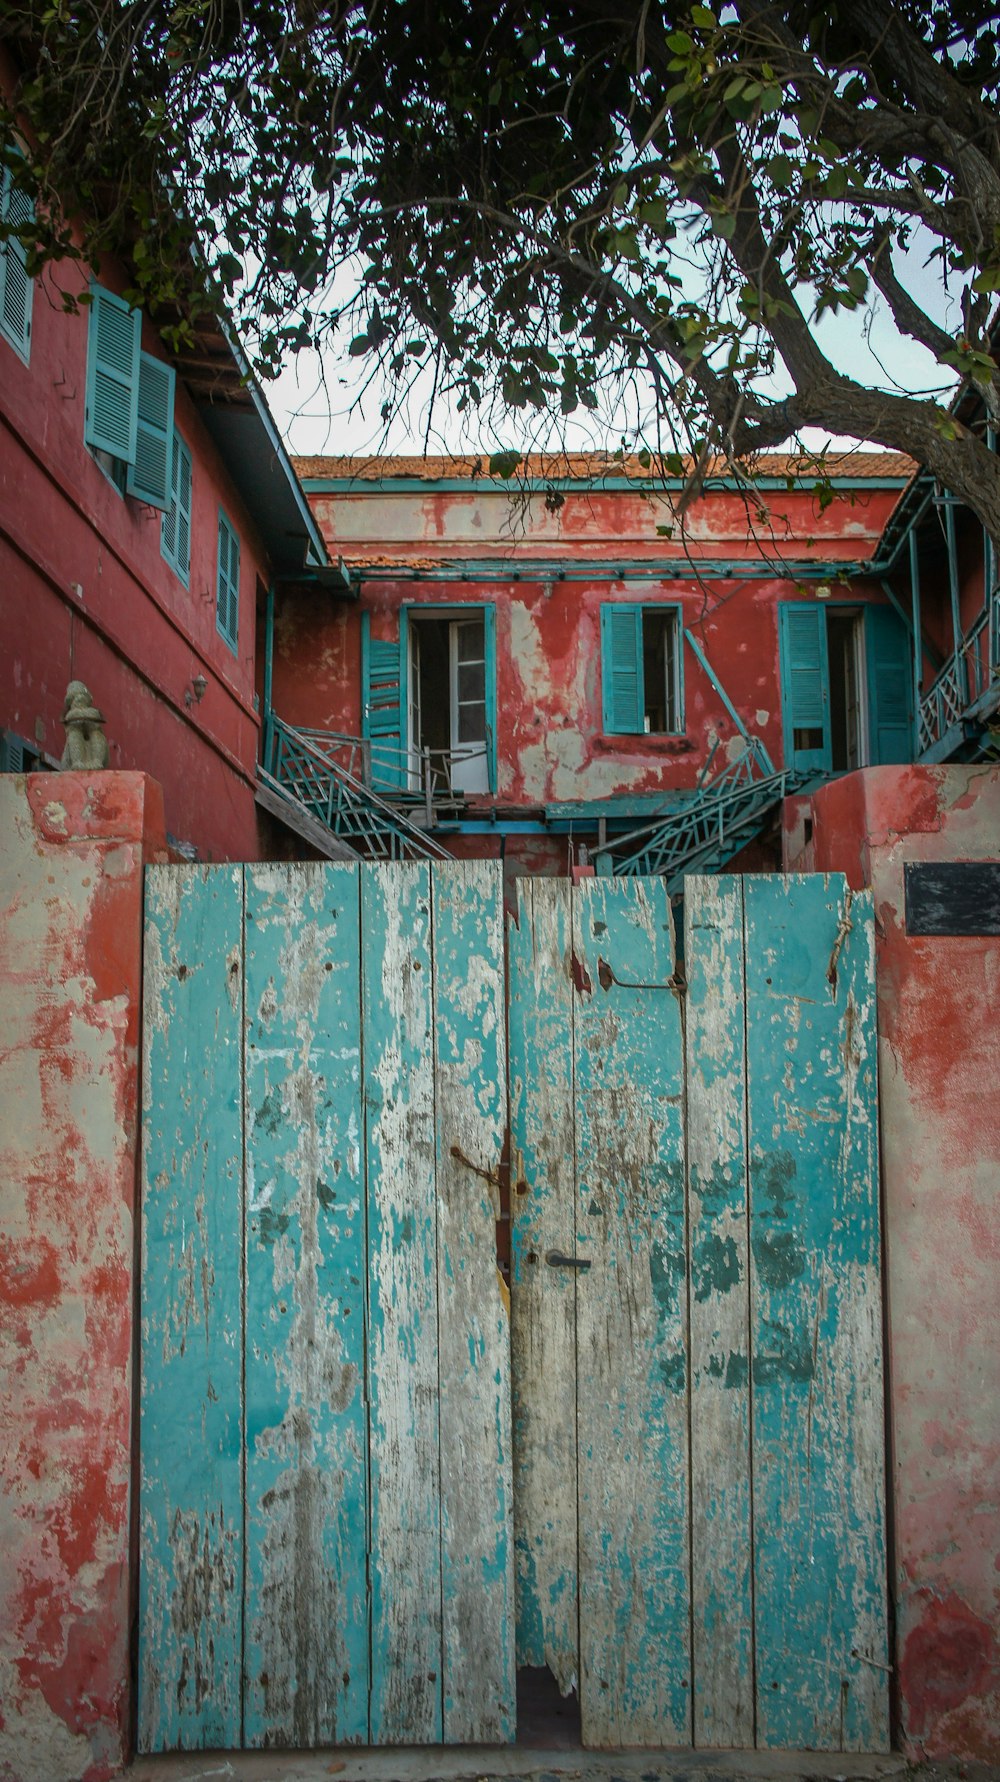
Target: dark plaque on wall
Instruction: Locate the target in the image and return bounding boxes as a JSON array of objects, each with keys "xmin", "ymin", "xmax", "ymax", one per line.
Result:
[{"xmin": 904, "ymin": 861, "xmax": 1000, "ymax": 936}]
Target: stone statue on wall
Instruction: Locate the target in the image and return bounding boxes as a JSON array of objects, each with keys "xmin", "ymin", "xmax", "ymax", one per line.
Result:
[{"xmin": 59, "ymin": 681, "xmax": 109, "ymax": 770}]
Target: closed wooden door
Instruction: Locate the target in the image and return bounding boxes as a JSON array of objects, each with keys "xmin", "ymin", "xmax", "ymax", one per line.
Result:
[{"xmin": 509, "ymin": 872, "xmax": 889, "ymax": 1752}]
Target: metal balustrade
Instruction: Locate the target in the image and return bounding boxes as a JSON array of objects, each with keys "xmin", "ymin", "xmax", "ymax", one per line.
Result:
[
  {"xmin": 918, "ymin": 590, "xmax": 1000, "ymax": 755},
  {"xmin": 262, "ymin": 714, "xmax": 452, "ymax": 861},
  {"xmin": 590, "ymin": 738, "xmax": 788, "ymax": 889}
]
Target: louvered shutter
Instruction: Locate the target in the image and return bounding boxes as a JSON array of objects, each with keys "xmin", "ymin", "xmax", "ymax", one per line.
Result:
[
  {"xmin": 865, "ymin": 603, "xmax": 913, "ymax": 764},
  {"xmin": 601, "ymin": 603, "xmax": 644, "ymax": 733},
  {"xmin": 361, "ymin": 611, "xmax": 406, "ymax": 787},
  {"xmin": 127, "ymin": 352, "xmax": 175, "ymax": 508},
  {"xmin": 778, "ymin": 602, "xmax": 831, "ymax": 773},
  {"xmin": 217, "ymin": 511, "xmax": 240, "ymax": 649},
  {"xmin": 0, "ymin": 165, "xmax": 33, "ymax": 359},
  {"xmin": 85, "ymin": 283, "xmax": 141, "ymax": 462}
]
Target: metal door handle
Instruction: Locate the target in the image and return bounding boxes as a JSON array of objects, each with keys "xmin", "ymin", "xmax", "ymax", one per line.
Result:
[{"xmin": 546, "ymin": 1250, "xmax": 591, "ymax": 1271}]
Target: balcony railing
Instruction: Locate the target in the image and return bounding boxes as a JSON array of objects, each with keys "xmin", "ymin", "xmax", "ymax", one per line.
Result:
[{"xmin": 918, "ymin": 587, "xmax": 1000, "ymax": 755}]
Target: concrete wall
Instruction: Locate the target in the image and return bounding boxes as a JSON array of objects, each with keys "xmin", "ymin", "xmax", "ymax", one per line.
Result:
[
  {"xmin": 0, "ymin": 773, "xmax": 166, "ymax": 1782},
  {"xmin": 793, "ymin": 765, "xmax": 1000, "ymax": 1762}
]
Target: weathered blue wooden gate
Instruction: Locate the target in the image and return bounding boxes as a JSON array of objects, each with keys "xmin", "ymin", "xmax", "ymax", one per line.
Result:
[
  {"xmin": 139, "ymin": 861, "xmax": 513, "ymax": 1751},
  {"xmin": 509, "ymin": 873, "xmax": 888, "ymax": 1751},
  {"xmin": 140, "ymin": 863, "xmax": 888, "ymax": 1755}
]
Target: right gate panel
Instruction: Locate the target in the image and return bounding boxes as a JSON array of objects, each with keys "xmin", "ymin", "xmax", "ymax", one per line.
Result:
[{"xmin": 511, "ymin": 872, "xmax": 889, "ymax": 1752}]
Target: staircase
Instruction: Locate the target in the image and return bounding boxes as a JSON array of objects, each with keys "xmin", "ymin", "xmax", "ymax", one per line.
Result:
[
  {"xmin": 591, "ymin": 739, "xmax": 788, "ymax": 892},
  {"xmin": 261, "ymin": 714, "xmax": 452, "ymax": 862}
]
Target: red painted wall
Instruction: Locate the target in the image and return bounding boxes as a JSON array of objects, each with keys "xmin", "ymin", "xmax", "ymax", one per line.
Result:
[
  {"xmin": 0, "ymin": 161, "xmax": 269, "ymax": 860},
  {"xmin": 281, "ymin": 472, "xmax": 908, "ymax": 817},
  {"xmin": 0, "ymin": 773, "xmax": 167, "ymax": 1782},
  {"xmin": 791, "ymin": 765, "xmax": 1000, "ymax": 1762}
]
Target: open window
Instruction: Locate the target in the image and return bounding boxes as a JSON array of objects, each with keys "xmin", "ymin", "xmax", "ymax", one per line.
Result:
[
  {"xmin": 601, "ymin": 603, "xmax": 683, "ymax": 735},
  {"xmin": 361, "ymin": 605, "xmax": 496, "ymax": 798},
  {"xmin": 84, "ymin": 283, "xmax": 175, "ymax": 509}
]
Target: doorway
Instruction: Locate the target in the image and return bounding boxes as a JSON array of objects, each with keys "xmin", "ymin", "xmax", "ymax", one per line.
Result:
[{"xmin": 408, "ymin": 611, "xmax": 490, "ymax": 794}]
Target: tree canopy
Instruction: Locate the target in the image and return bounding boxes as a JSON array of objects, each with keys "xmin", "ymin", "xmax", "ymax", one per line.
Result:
[{"xmin": 3, "ymin": 1, "xmax": 1000, "ymax": 534}]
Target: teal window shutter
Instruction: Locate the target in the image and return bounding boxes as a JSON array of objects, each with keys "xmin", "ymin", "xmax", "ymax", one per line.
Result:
[
  {"xmin": 85, "ymin": 283, "xmax": 141, "ymax": 462},
  {"xmin": 865, "ymin": 604, "xmax": 913, "ymax": 764},
  {"xmin": 216, "ymin": 509, "xmax": 240, "ymax": 650},
  {"xmin": 361, "ymin": 611, "xmax": 405, "ymax": 787},
  {"xmin": 127, "ymin": 352, "xmax": 175, "ymax": 509},
  {"xmin": 0, "ymin": 162, "xmax": 34, "ymax": 360},
  {"xmin": 601, "ymin": 603, "xmax": 644, "ymax": 733},
  {"xmin": 161, "ymin": 432, "xmax": 192, "ymax": 584},
  {"xmin": 778, "ymin": 602, "xmax": 831, "ymax": 773}
]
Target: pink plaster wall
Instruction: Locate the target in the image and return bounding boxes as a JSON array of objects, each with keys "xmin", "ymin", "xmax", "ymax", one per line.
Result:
[
  {"xmin": 0, "ymin": 773, "xmax": 167, "ymax": 1782},
  {"xmin": 805, "ymin": 765, "xmax": 1000, "ymax": 1761}
]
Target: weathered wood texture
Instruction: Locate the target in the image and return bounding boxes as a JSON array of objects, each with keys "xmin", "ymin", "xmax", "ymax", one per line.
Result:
[
  {"xmin": 684, "ymin": 876, "xmax": 753, "ymax": 1748},
  {"xmin": 139, "ymin": 865, "xmax": 245, "ymax": 1753},
  {"xmin": 508, "ymin": 878, "xmax": 579, "ymax": 1697},
  {"xmin": 363, "ymin": 864, "xmax": 442, "ymax": 1745},
  {"xmin": 573, "ymin": 877, "xmax": 690, "ymax": 1749},
  {"xmin": 745, "ymin": 875, "xmax": 888, "ymax": 1752},
  {"xmin": 140, "ymin": 861, "xmax": 513, "ymax": 1752},
  {"xmin": 432, "ymin": 861, "xmax": 515, "ymax": 1743},
  {"xmin": 243, "ymin": 864, "xmax": 368, "ymax": 1748},
  {"xmin": 142, "ymin": 865, "xmax": 886, "ymax": 1756},
  {"xmin": 510, "ymin": 871, "xmax": 887, "ymax": 1754}
]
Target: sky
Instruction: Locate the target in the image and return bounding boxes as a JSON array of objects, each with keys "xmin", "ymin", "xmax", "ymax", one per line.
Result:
[{"xmin": 264, "ymin": 231, "xmax": 960, "ymax": 461}]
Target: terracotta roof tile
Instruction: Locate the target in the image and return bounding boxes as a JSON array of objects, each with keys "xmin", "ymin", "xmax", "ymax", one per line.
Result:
[{"xmin": 294, "ymin": 449, "xmax": 917, "ymax": 482}]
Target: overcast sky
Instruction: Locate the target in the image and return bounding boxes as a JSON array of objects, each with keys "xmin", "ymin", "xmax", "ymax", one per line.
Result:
[{"xmin": 266, "ymin": 230, "xmax": 960, "ymax": 460}]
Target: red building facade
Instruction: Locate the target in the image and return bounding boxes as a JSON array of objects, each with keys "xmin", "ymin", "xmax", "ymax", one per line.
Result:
[
  {"xmin": 278, "ymin": 453, "xmax": 915, "ymax": 877},
  {"xmin": 0, "ymin": 87, "xmax": 327, "ymax": 863}
]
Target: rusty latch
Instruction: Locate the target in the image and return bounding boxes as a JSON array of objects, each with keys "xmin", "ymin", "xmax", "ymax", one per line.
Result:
[{"xmin": 546, "ymin": 1250, "xmax": 591, "ymax": 1271}]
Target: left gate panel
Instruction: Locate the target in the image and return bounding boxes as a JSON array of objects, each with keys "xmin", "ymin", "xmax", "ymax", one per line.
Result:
[
  {"xmin": 140, "ymin": 865, "xmax": 246, "ymax": 1753},
  {"xmin": 243, "ymin": 863, "xmax": 368, "ymax": 1749}
]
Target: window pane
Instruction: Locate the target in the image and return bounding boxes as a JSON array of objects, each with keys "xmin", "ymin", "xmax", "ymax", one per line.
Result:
[
  {"xmin": 457, "ymin": 701, "xmax": 487, "ymax": 743},
  {"xmin": 457, "ymin": 662, "xmax": 486, "ymax": 702}
]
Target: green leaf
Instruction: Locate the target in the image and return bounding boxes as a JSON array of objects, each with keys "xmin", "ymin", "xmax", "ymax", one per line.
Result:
[
  {"xmin": 690, "ymin": 5, "xmax": 716, "ymax": 25},
  {"xmin": 489, "ymin": 449, "xmax": 522, "ymax": 478}
]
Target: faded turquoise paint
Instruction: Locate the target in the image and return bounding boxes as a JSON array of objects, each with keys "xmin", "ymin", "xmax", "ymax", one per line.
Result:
[
  {"xmin": 139, "ymin": 866, "xmax": 244, "ymax": 1753},
  {"xmin": 684, "ymin": 876, "xmax": 753, "ymax": 1749},
  {"xmin": 242, "ymin": 865, "xmax": 368, "ymax": 1748},
  {"xmin": 573, "ymin": 877, "xmax": 690, "ymax": 1748},
  {"xmin": 508, "ymin": 878, "xmax": 579, "ymax": 1695},
  {"xmin": 362, "ymin": 863, "xmax": 443, "ymax": 1744},
  {"xmin": 432, "ymin": 861, "xmax": 515, "ymax": 1743},
  {"xmin": 745, "ymin": 875, "xmax": 888, "ymax": 1752}
]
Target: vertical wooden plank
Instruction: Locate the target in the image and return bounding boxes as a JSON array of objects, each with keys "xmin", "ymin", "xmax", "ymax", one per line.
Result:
[
  {"xmin": 508, "ymin": 877, "xmax": 579, "ymax": 1697},
  {"xmin": 139, "ymin": 864, "xmax": 244, "ymax": 1752},
  {"xmin": 745, "ymin": 874, "xmax": 888, "ymax": 1752},
  {"xmin": 362, "ymin": 862, "xmax": 443, "ymax": 1744},
  {"xmin": 242, "ymin": 863, "xmax": 369, "ymax": 1748},
  {"xmin": 573, "ymin": 876, "xmax": 691, "ymax": 1748},
  {"xmin": 685, "ymin": 875, "xmax": 754, "ymax": 1747},
  {"xmin": 432, "ymin": 860, "xmax": 515, "ymax": 1743}
]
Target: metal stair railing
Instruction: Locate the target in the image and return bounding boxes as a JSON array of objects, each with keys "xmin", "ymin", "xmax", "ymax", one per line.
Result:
[
  {"xmin": 589, "ymin": 738, "xmax": 787, "ymax": 890},
  {"xmin": 287, "ymin": 726, "xmax": 487, "ymax": 823},
  {"xmin": 262, "ymin": 714, "xmax": 452, "ymax": 862}
]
